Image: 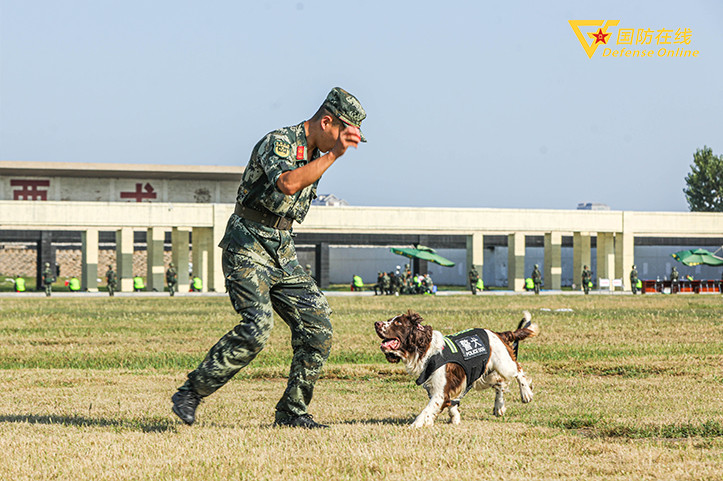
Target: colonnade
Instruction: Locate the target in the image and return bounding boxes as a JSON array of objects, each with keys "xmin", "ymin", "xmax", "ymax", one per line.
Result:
[
  {"xmin": 466, "ymin": 231, "xmax": 636, "ymax": 291},
  {"xmin": 79, "ymin": 226, "xmax": 219, "ymax": 293}
]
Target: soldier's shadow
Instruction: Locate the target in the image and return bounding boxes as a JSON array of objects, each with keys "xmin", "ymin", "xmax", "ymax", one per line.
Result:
[{"xmin": 0, "ymin": 414, "xmax": 175, "ymax": 433}]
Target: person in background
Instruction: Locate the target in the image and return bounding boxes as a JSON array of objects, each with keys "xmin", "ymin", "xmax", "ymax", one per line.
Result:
[
  {"xmin": 531, "ymin": 264, "xmax": 542, "ymax": 295},
  {"xmin": 582, "ymin": 265, "xmax": 592, "ymax": 295},
  {"xmin": 468, "ymin": 267, "xmax": 480, "ymax": 295},
  {"xmin": 630, "ymin": 265, "xmax": 639, "ymax": 295},
  {"xmin": 42, "ymin": 262, "xmax": 54, "ymax": 297},
  {"xmin": 166, "ymin": 263, "xmax": 178, "ymax": 297},
  {"xmin": 106, "ymin": 265, "xmax": 117, "ymax": 297},
  {"xmin": 670, "ymin": 266, "xmax": 679, "ymax": 294}
]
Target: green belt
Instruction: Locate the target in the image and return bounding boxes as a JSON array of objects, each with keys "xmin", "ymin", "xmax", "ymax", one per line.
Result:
[{"xmin": 234, "ymin": 204, "xmax": 294, "ymax": 230}]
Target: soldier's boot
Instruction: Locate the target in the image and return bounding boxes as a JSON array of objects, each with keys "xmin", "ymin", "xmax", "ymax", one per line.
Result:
[
  {"xmin": 171, "ymin": 390, "xmax": 203, "ymax": 425},
  {"xmin": 274, "ymin": 414, "xmax": 328, "ymax": 429}
]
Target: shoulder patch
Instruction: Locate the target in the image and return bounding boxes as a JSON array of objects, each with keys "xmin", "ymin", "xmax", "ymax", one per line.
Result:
[{"xmin": 273, "ymin": 140, "xmax": 290, "ymax": 158}]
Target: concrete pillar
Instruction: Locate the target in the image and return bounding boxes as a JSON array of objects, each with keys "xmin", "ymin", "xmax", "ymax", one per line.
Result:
[
  {"xmin": 507, "ymin": 232, "xmax": 525, "ymax": 292},
  {"xmin": 544, "ymin": 232, "xmax": 562, "ymax": 290},
  {"xmin": 466, "ymin": 232, "xmax": 484, "ymax": 281},
  {"xmin": 192, "ymin": 227, "xmax": 212, "ymax": 292},
  {"xmin": 209, "ymin": 205, "xmax": 227, "ymax": 293},
  {"xmin": 615, "ymin": 230, "xmax": 635, "ymax": 290},
  {"xmin": 172, "ymin": 227, "xmax": 191, "ymax": 293},
  {"xmin": 596, "ymin": 232, "xmax": 615, "ymax": 291},
  {"xmin": 316, "ymin": 242, "xmax": 330, "ymax": 289},
  {"xmin": 573, "ymin": 232, "xmax": 591, "ymax": 289},
  {"xmin": 146, "ymin": 227, "xmax": 165, "ymax": 292},
  {"xmin": 116, "ymin": 228, "xmax": 134, "ymax": 292},
  {"xmin": 81, "ymin": 228, "xmax": 99, "ymax": 292}
]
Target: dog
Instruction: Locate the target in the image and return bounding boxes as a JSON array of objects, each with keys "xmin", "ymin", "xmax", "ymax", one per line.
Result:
[{"xmin": 374, "ymin": 310, "xmax": 539, "ymax": 427}]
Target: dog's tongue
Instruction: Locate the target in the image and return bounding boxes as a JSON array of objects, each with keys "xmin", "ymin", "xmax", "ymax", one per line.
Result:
[{"xmin": 382, "ymin": 339, "xmax": 400, "ymax": 350}]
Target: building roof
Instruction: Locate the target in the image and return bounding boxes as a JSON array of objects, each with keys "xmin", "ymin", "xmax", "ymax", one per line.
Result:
[{"xmin": 0, "ymin": 160, "xmax": 243, "ymax": 181}]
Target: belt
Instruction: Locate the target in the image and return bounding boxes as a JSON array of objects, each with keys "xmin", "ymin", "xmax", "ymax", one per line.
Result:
[{"xmin": 234, "ymin": 203, "xmax": 294, "ymax": 230}]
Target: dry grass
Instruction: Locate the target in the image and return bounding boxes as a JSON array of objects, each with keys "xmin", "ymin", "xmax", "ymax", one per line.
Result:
[{"xmin": 0, "ymin": 294, "xmax": 721, "ymax": 480}]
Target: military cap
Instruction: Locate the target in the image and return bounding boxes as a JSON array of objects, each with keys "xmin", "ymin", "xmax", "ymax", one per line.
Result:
[{"xmin": 323, "ymin": 87, "xmax": 367, "ymax": 142}]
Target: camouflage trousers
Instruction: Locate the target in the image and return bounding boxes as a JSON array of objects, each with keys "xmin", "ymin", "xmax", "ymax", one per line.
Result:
[{"xmin": 180, "ymin": 248, "xmax": 332, "ymax": 422}]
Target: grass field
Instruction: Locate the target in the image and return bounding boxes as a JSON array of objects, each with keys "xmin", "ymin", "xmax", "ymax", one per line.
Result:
[{"xmin": 0, "ymin": 294, "xmax": 721, "ymax": 480}]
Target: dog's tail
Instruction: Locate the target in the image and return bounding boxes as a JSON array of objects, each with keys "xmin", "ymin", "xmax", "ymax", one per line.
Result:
[{"xmin": 495, "ymin": 311, "xmax": 539, "ymax": 359}]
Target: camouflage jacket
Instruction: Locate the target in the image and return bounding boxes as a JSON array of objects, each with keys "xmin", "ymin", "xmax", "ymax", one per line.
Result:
[
  {"xmin": 234, "ymin": 121, "xmax": 320, "ymax": 222},
  {"xmin": 219, "ymin": 122, "xmax": 320, "ymax": 274},
  {"xmin": 166, "ymin": 268, "xmax": 177, "ymax": 283}
]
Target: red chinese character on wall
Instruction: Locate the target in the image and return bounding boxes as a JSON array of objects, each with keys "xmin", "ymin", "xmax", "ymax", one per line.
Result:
[
  {"xmin": 120, "ymin": 182, "xmax": 157, "ymax": 202},
  {"xmin": 11, "ymin": 180, "xmax": 50, "ymax": 200}
]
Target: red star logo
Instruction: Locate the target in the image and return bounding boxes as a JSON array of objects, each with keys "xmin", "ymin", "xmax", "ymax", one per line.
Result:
[{"xmin": 591, "ymin": 28, "xmax": 610, "ymax": 45}]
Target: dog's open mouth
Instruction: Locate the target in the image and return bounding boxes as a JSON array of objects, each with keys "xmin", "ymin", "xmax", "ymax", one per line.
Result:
[{"xmin": 380, "ymin": 338, "xmax": 402, "ymax": 363}]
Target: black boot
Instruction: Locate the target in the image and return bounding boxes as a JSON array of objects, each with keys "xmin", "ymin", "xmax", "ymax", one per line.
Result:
[
  {"xmin": 274, "ymin": 414, "xmax": 328, "ymax": 429},
  {"xmin": 171, "ymin": 390, "xmax": 202, "ymax": 425}
]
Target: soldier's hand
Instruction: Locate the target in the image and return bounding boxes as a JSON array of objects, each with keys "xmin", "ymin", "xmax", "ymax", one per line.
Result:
[{"xmin": 331, "ymin": 125, "xmax": 361, "ymax": 158}]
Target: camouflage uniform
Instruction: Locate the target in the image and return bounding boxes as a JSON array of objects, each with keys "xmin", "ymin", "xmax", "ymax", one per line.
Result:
[
  {"xmin": 630, "ymin": 265, "xmax": 639, "ymax": 295},
  {"xmin": 178, "ymin": 88, "xmax": 366, "ymax": 424},
  {"xmin": 106, "ymin": 267, "xmax": 117, "ymax": 297},
  {"xmin": 582, "ymin": 266, "xmax": 592, "ymax": 295},
  {"xmin": 531, "ymin": 265, "xmax": 542, "ymax": 295},
  {"xmin": 670, "ymin": 266, "xmax": 679, "ymax": 294},
  {"xmin": 42, "ymin": 263, "xmax": 53, "ymax": 297},
  {"xmin": 468, "ymin": 267, "xmax": 479, "ymax": 295},
  {"xmin": 166, "ymin": 264, "xmax": 178, "ymax": 296}
]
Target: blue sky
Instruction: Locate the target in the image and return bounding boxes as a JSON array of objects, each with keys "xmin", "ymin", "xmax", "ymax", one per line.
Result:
[{"xmin": 1, "ymin": 1, "xmax": 721, "ymax": 211}]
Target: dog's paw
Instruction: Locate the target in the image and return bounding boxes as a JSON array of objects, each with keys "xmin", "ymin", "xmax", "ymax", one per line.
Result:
[
  {"xmin": 493, "ymin": 404, "xmax": 506, "ymax": 417},
  {"xmin": 520, "ymin": 387, "xmax": 533, "ymax": 403},
  {"xmin": 411, "ymin": 414, "xmax": 434, "ymax": 428}
]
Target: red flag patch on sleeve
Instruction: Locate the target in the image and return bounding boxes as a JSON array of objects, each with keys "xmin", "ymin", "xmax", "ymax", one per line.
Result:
[{"xmin": 296, "ymin": 146, "xmax": 305, "ymax": 160}]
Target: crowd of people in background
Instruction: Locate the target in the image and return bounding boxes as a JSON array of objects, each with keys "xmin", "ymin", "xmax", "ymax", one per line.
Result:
[
  {"xmin": 9, "ymin": 261, "xmax": 723, "ymax": 296},
  {"xmin": 352, "ymin": 264, "xmax": 437, "ymax": 295},
  {"xmin": 10, "ymin": 261, "xmax": 204, "ymax": 297}
]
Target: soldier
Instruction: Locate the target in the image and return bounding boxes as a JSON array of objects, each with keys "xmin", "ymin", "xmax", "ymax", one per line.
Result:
[
  {"xmin": 531, "ymin": 264, "xmax": 542, "ymax": 295},
  {"xmin": 171, "ymin": 87, "xmax": 365, "ymax": 429},
  {"xmin": 581, "ymin": 265, "xmax": 592, "ymax": 295},
  {"xmin": 382, "ymin": 271, "xmax": 391, "ymax": 295},
  {"xmin": 166, "ymin": 262, "xmax": 178, "ymax": 297},
  {"xmin": 670, "ymin": 266, "xmax": 679, "ymax": 294},
  {"xmin": 42, "ymin": 262, "xmax": 54, "ymax": 297},
  {"xmin": 14, "ymin": 276, "xmax": 26, "ymax": 293},
  {"xmin": 373, "ymin": 272, "xmax": 384, "ymax": 295},
  {"xmin": 468, "ymin": 267, "xmax": 480, "ymax": 295},
  {"xmin": 391, "ymin": 270, "xmax": 402, "ymax": 296},
  {"xmin": 630, "ymin": 265, "xmax": 639, "ymax": 295},
  {"xmin": 105, "ymin": 265, "xmax": 116, "ymax": 297}
]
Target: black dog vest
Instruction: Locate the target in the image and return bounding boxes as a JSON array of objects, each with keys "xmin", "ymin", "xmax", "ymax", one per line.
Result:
[{"xmin": 416, "ymin": 328, "xmax": 492, "ymax": 395}]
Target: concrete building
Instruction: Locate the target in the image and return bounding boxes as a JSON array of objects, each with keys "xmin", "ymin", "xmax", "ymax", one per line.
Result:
[{"xmin": 2, "ymin": 161, "xmax": 722, "ymax": 292}]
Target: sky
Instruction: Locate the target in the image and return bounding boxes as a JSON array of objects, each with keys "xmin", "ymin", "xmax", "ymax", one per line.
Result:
[{"xmin": 1, "ymin": 1, "xmax": 721, "ymax": 212}]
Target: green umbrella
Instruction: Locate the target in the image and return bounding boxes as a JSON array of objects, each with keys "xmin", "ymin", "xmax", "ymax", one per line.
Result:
[
  {"xmin": 671, "ymin": 248, "xmax": 723, "ymax": 267},
  {"xmin": 390, "ymin": 245, "xmax": 456, "ymax": 267}
]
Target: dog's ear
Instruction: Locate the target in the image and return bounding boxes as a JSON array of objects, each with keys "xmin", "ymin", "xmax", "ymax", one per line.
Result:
[
  {"xmin": 406, "ymin": 309, "xmax": 425, "ymax": 327},
  {"xmin": 409, "ymin": 323, "xmax": 433, "ymax": 349}
]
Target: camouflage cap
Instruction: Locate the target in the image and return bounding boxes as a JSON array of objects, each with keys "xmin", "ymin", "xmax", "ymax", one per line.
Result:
[{"xmin": 323, "ymin": 87, "xmax": 367, "ymax": 142}]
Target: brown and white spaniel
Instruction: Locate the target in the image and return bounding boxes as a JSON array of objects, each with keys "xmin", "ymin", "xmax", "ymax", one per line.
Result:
[{"xmin": 374, "ymin": 310, "xmax": 539, "ymax": 427}]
